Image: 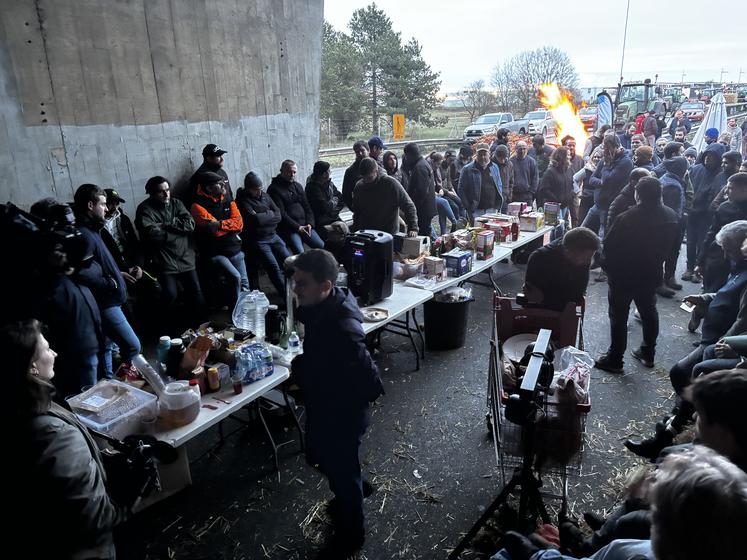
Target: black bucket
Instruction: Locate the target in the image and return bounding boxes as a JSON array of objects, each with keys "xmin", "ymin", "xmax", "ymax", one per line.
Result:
[{"xmin": 423, "ymin": 297, "xmax": 474, "ymax": 351}]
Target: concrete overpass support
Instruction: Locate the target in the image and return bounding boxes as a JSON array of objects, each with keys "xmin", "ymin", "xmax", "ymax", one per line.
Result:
[{"xmin": 0, "ymin": 0, "xmax": 323, "ymax": 214}]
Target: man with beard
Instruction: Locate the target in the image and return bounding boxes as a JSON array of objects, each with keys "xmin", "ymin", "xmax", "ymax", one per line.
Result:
[
  {"xmin": 185, "ymin": 143, "xmax": 233, "ymax": 206},
  {"xmin": 458, "ymin": 143, "xmax": 503, "ymax": 224},
  {"xmin": 510, "ymin": 141, "xmax": 538, "ymax": 205}
]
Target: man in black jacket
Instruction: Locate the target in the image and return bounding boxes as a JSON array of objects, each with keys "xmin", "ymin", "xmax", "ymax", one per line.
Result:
[
  {"xmin": 73, "ymin": 184, "xmax": 141, "ymax": 378},
  {"xmin": 596, "ymin": 178, "xmax": 680, "ymax": 372},
  {"xmin": 305, "ymin": 161, "xmax": 345, "ymax": 240},
  {"xmin": 236, "ymin": 172, "xmax": 290, "ymax": 297},
  {"xmin": 606, "ymin": 168, "xmax": 652, "ymax": 231},
  {"xmin": 401, "ymin": 143, "xmax": 436, "ymax": 237},
  {"xmin": 291, "ymin": 249, "xmax": 384, "ymax": 558},
  {"xmin": 269, "ymin": 160, "xmax": 324, "ymax": 254},
  {"xmin": 185, "ymin": 143, "xmax": 233, "ymax": 206},
  {"xmin": 342, "ymin": 141, "xmax": 370, "ymax": 209}
]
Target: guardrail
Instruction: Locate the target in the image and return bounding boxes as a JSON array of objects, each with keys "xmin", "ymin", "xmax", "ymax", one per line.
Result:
[{"xmin": 319, "ymin": 137, "xmax": 463, "ymax": 157}]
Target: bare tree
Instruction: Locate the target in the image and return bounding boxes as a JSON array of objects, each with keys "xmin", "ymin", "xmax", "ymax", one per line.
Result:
[
  {"xmin": 491, "ymin": 46, "xmax": 579, "ymax": 116},
  {"xmin": 459, "ymin": 80, "xmax": 496, "ymax": 121}
]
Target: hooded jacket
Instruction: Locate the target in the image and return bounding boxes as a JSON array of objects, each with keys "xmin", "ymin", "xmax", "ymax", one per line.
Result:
[
  {"xmin": 697, "ymin": 198, "xmax": 747, "ymax": 269},
  {"xmin": 589, "ymin": 150, "xmax": 634, "ymax": 210},
  {"xmin": 352, "ymin": 174, "xmax": 418, "ymax": 235},
  {"xmin": 536, "ymin": 163, "xmax": 573, "ymax": 208},
  {"xmin": 268, "ymin": 175, "xmax": 315, "ymax": 233},
  {"xmin": 606, "ymin": 182, "xmax": 637, "ymax": 230},
  {"xmin": 690, "ymin": 143, "xmax": 728, "ymax": 213},
  {"xmin": 342, "ymin": 159, "xmax": 364, "ymax": 210},
  {"xmin": 135, "ymin": 197, "xmax": 197, "ymax": 274},
  {"xmin": 659, "ymin": 156, "xmax": 688, "ymax": 217},
  {"xmin": 305, "ymin": 176, "xmax": 344, "ymax": 228},
  {"xmin": 235, "ymin": 187, "xmax": 282, "ymax": 242},
  {"xmin": 191, "ymin": 186, "xmax": 243, "ymax": 257},
  {"xmin": 402, "ymin": 155, "xmax": 437, "ymax": 222},
  {"xmin": 602, "ymin": 201, "xmax": 680, "ymax": 290},
  {"xmin": 293, "ymin": 287, "xmax": 384, "ymax": 430},
  {"xmin": 74, "ymin": 213, "xmax": 128, "ymax": 310}
]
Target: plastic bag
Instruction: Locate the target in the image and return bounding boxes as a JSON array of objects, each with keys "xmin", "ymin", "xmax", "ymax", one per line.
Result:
[
  {"xmin": 551, "ymin": 346, "xmax": 593, "ymax": 405},
  {"xmin": 434, "ymin": 286, "xmax": 473, "ymax": 303}
]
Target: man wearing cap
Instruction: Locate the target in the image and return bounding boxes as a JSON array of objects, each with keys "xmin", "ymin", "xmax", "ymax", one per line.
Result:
[
  {"xmin": 186, "ymin": 143, "xmax": 233, "ymax": 207},
  {"xmin": 368, "ymin": 136, "xmax": 387, "ymax": 169},
  {"xmin": 510, "ymin": 141, "xmax": 538, "ymax": 205},
  {"xmin": 101, "ymin": 188, "xmax": 142, "ymax": 286},
  {"xmin": 643, "ymin": 110, "xmax": 658, "ymax": 149},
  {"xmin": 401, "ymin": 143, "xmax": 437, "ymax": 237},
  {"xmin": 342, "ymin": 140, "xmax": 370, "ymax": 210},
  {"xmin": 457, "ymin": 143, "xmax": 503, "ymax": 224},
  {"xmin": 191, "ymin": 171, "xmax": 248, "ymax": 305}
]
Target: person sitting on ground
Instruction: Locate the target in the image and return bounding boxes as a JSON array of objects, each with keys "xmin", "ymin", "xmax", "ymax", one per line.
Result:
[
  {"xmin": 235, "ymin": 172, "xmax": 290, "ymax": 298},
  {"xmin": 6, "ymin": 319, "xmax": 129, "ymax": 560},
  {"xmin": 136, "ymin": 176, "xmax": 205, "ymax": 333},
  {"xmin": 495, "ymin": 445, "xmax": 747, "ymax": 560},
  {"xmin": 268, "ymin": 160, "xmax": 325, "ymax": 254},
  {"xmin": 342, "ymin": 140, "xmax": 370, "ymax": 209},
  {"xmin": 595, "ymin": 177, "xmax": 679, "ymax": 373},
  {"xmin": 523, "ymin": 227, "xmax": 599, "ymax": 312},
  {"xmin": 625, "ymin": 221, "xmax": 747, "ymax": 459},
  {"xmin": 304, "ymin": 160, "xmax": 346, "ymax": 245},
  {"xmin": 352, "ymin": 157, "xmax": 418, "ymax": 236},
  {"xmin": 190, "ymin": 171, "xmax": 248, "ymax": 306}
]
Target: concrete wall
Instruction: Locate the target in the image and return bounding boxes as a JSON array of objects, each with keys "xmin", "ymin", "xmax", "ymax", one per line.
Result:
[{"xmin": 0, "ymin": 0, "xmax": 323, "ymax": 215}]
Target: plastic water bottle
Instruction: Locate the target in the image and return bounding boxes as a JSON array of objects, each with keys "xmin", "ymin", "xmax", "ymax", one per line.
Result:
[
  {"xmin": 288, "ymin": 331, "xmax": 301, "ymax": 355},
  {"xmin": 336, "ymin": 265, "xmax": 348, "ymax": 288},
  {"xmin": 233, "ymin": 292, "xmax": 256, "ymax": 331},
  {"xmin": 254, "ymin": 290, "xmax": 270, "ymax": 340},
  {"xmin": 256, "ymin": 344, "xmax": 274, "ymax": 378},
  {"xmin": 156, "ymin": 336, "xmax": 171, "ymax": 364}
]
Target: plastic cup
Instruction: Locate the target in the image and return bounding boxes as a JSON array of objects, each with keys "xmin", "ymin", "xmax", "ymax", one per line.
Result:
[{"xmin": 231, "ymin": 375, "xmax": 243, "ymax": 395}]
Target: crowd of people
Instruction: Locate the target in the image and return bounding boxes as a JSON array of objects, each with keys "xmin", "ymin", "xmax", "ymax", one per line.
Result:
[{"xmin": 5, "ymin": 110, "xmax": 747, "ymax": 559}]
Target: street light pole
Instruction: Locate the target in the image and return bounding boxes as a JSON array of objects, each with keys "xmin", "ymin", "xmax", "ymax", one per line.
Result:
[
  {"xmin": 681, "ymin": 70, "xmax": 686, "ymax": 84},
  {"xmin": 720, "ymin": 68, "xmax": 728, "ymax": 83}
]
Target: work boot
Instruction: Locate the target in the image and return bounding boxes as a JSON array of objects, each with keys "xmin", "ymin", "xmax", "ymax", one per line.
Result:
[
  {"xmin": 583, "ymin": 511, "xmax": 605, "ymax": 531},
  {"xmin": 655, "ymin": 284, "xmax": 675, "ymax": 297},
  {"xmin": 594, "ymin": 353, "xmax": 624, "ymax": 374},
  {"xmin": 681, "ymin": 269, "xmax": 693, "ymax": 281},
  {"xmin": 624, "ymin": 421, "xmax": 674, "ymax": 460},
  {"xmin": 327, "ymin": 480, "xmax": 375, "ymax": 518},
  {"xmin": 690, "ymin": 271, "xmax": 703, "ymax": 284},
  {"xmin": 665, "ymin": 277, "xmax": 683, "ymax": 290},
  {"xmin": 631, "ymin": 347, "xmax": 654, "ymax": 368}
]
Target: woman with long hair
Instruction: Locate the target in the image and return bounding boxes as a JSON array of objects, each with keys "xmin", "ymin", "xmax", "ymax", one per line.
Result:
[{"xmin": 5, "ymin": 319, "xmax": 127, "ymax": 559}]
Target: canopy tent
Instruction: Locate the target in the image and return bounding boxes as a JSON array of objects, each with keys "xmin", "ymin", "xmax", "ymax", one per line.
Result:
[{"xmin": 691, "ymin": 92, "xmax": 727, "ymax": 153}]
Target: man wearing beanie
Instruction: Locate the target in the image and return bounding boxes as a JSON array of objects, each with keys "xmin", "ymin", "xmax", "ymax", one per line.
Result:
[
  {"xmin": 352, "ymin": 157, "xmax": 418, "ymax": 236},
  {"xmin": 684, "ymin": 146, "xmax": 698, "ymax": 166}
]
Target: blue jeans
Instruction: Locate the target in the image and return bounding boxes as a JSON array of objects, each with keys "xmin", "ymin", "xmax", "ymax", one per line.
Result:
[
  {"xmin": 283, "ymin": 228, "xmax": 325, "ymax": 254},
  {"xmin": 211, "ymin": 251, "xmax": 250, "ymax": 302},
  {"xmin": 254, "ymin": 234, "xmax": 291, "ymax": 296},
  {"xmin": 101, "ymin": 305, "xmax": 142, "ymax": 377},
  {"xmin": 444, "ymin": 193, "xmax": 466, "ymax": 219},
  {"xmin": 582, "ymin": 204, "xmax": 607, "ymax": 239},
  {"xmin": 436, "ymin": 196, "xmax": 458, "ymax": 235}
]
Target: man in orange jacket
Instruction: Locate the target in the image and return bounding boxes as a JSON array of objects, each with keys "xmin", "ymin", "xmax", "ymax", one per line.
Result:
[{"xmin": 191, "ymin": 171, "xmax": 248, "ymax": 305}]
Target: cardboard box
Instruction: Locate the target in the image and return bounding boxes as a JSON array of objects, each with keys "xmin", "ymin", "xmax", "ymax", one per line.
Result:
[
  {"xmin": 443, "ymin": 249, "xmax": 473, "ymax": 277},
  {"xmin": 400, "ymin": 235, "xmax": 430, "ymax": 258},
  {"xmin": 508, "ymin": 202, "xmax": 527, "ymax": 216},
  {"xmin": 476, "ymin": 230, "xmax": 495, "ymax": 260},
  {"xmin": 519, "ymin": 212, "xmax": 545, "ymax": 232},
  {"xmin": 424, "ymin": 256, "xmax": 446, "ymax": 278},
  {"xmin": 543, "ymin": 202, "xmax": 560, "ymax": 226}
]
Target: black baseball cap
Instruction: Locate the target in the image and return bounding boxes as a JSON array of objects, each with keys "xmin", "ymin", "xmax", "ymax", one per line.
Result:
[
  {"xmin": 104, "ymin": 188, "xmax": 126, "ymax": 204},
  {"xmin": 199, "ymin": 171, "xmax": 225, "ymax": 186},
  {"xmin": 202, "ymin": 143, "xmax": 228, "ymax": 157}
]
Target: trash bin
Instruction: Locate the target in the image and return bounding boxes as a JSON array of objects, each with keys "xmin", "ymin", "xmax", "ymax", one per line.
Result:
[{"xmin": 423, "ymin": 290, "xmax": 474, "ymax": 351}]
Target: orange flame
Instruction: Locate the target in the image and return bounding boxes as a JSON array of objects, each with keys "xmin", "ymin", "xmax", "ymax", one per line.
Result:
[{"xmin": 538, "ymin": 83, "xmax": 588, "ymax": 148}]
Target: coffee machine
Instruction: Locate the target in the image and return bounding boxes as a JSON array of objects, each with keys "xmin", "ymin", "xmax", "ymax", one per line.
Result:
[{"xmin": 343, "ymin": 230, "xmax": 393, "ymax": 305}]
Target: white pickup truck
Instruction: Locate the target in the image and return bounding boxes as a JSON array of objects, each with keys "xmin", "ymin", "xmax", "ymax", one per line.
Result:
[
  {"xmin": 463, "ymin": 113, "xmax": 528, "ymax": 142},
  {"xmin": 524, "ymin": 109, "xmax": 557, "ymax": 137}
]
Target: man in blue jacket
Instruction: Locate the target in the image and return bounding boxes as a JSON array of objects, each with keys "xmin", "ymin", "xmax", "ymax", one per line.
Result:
[
  {"xmin": 291, "ymin": 249, "xmax": 384, "ymax": 558},
  {"xmin": 458, "ymin": 143, "xmax": 504, "ymax": 224},
  {"xmin": 73, "ymin": 184, "xmax": 141, "ymax": 378}
]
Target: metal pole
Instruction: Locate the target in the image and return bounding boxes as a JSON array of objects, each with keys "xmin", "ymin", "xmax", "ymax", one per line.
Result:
[{"xmin": 618, "ymin": 0, "xmax": 631, "ymax": 84}]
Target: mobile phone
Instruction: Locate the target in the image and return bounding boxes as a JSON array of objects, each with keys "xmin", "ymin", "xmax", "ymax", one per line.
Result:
[{"xmin": 680, "ymin": 301, "xmax": 695, "ymax": 313}]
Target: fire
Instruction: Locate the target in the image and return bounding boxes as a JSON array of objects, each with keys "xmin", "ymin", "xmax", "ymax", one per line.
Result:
[{"xmin": 538, "ymin": 83, "xmax": 588, "ymax": 148}]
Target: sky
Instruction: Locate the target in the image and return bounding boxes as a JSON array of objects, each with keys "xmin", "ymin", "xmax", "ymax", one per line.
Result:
[{"xmin": 324, "ymin": 0, "xmax": 747, "ymax": 93}]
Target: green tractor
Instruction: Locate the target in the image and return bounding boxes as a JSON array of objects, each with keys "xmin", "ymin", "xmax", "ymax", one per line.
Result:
[{"xmin": 614, "ymin": 79, "xmax": 668, "ymax": 131}]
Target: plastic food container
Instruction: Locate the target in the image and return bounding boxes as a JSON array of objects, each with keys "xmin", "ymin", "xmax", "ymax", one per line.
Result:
[
  {"xmin": 159, "ymin": 381, "xmax": 201, "ymax": 429},
  {"xmin": 67, "ymin": 379, "xmax": 158, "ymax": 439}
]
